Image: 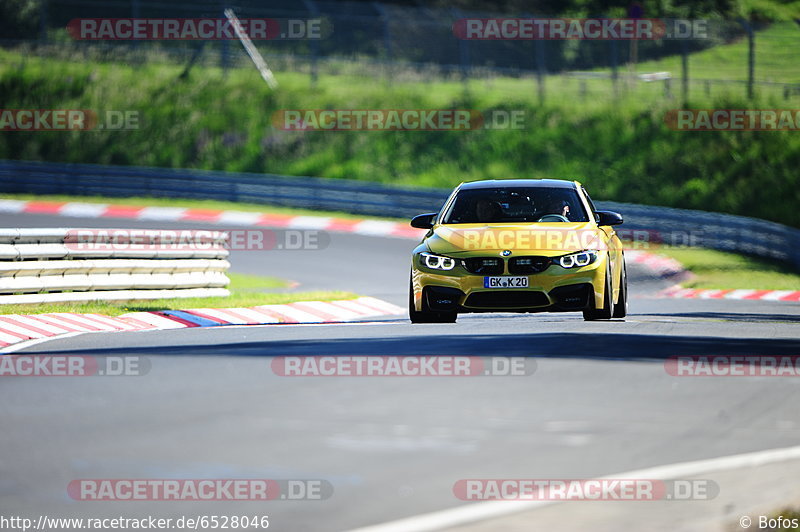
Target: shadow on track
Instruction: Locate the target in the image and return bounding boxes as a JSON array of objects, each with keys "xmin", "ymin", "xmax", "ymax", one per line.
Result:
[
  {"xmin": 36, "ymin": 332, "xmax": 800, "ymax": 362},
  {"xmin": 644, "ymin": 312, "xmax": 800, "ymax": 323}
]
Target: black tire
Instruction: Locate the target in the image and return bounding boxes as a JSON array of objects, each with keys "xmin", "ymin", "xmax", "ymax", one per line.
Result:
[
  {"xmin": 583, "ymin": 266, "xmax": 614, "ymax": 321},
  {"xmin": 409, "ymin": 277, "xmax": 457, "ymax": 324},
  {"xmin": 612, "ymin": 261, "xmax": 627, "ymax": 319}
]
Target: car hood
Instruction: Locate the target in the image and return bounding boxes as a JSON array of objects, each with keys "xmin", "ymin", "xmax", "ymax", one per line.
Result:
[{"xmin": 425, "ymin": 223, "xmax": 605, "ymax": 256}]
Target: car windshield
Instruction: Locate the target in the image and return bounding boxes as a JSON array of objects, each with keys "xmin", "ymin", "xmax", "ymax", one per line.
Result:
[{"xmin": 440, "ymin": 186, "xmax": 589, "ymax": 224}]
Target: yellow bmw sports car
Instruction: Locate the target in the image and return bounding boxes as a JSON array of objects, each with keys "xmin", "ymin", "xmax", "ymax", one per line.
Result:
[{"xmin": 409, "ymin": 179, "xmax": 627, "ymax": 323}]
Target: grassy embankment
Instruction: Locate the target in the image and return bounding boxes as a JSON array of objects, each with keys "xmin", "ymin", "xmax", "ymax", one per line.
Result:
[{"xmin": 0, "ymin": 22, "xmax": 798, "ymax": 227}]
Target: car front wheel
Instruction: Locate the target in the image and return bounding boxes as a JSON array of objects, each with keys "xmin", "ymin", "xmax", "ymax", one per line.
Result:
[
  {"xmin": 409, "ymin": 278, "xmax": 457, "ymax": 324},
  {"xmin": 583, "ymin": 266, "xmax": 614, "ymax": 321},
  {"xmin": 612, "ymin": 261, "xmax": 628, "ymax": 319}
]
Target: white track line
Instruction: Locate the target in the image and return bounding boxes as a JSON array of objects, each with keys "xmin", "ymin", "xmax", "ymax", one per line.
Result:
[{"xmin": 348, "ymin": 444, "xmax": 800, "ymax": 532}]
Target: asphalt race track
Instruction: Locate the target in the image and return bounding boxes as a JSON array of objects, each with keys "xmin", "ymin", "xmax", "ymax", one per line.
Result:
[{"xmin": 2, "ymin": 212, "xmax": 800, "ymax": 531}]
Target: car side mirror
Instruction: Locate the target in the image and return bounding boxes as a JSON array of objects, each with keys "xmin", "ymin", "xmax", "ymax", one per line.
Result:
[
  {"xmin": 595, "ymin": 210, "xmax": 623, "ymax": 226},
  {"xmin": 410, "ymin": 213, "xmax": 437, "ymax": 229}
]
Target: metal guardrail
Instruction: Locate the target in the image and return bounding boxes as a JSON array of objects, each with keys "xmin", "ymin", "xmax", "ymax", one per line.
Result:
[
  {"xmin": 0, "ymin": 227, "xmax": 231, "ymax": 304},
  {"xmin": 1, "ymin": 160, "xmax": 798, "ymax": 269},
  {"xmin": 0, "ymin": 160, "xmax": 444, "ymax": 219}
]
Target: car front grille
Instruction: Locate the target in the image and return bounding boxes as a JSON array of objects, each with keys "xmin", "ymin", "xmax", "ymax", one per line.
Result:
[
  {"xmin": 462, "ymin": 257, "xmax": 504, "ymax": 275},
  {"xmin": 508, "ymin": 256, "xmax": 551, "ymax": 274}
]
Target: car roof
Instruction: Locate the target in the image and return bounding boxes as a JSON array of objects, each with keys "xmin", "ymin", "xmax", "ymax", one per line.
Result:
[{"xmin": 458, "ymin": 179, "xmax": 579, "ymax": 190}]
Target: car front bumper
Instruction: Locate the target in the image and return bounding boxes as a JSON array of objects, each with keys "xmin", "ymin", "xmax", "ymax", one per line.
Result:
[{"xmin": 411, "ymin": 256, "xmax": 607, "ymax": 313}]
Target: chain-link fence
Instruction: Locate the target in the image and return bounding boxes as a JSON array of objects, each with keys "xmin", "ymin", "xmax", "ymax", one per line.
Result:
[{"xmin": 3, "ymin": 0, "xmax": 799, "ymax": 104}]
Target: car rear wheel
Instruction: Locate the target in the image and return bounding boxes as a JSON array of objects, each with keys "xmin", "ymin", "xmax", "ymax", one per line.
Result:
[
  {"xmin": 409, "ymin": 278, "xmax": 457, "ymax": 323},
  {"xmin": 583, "ymin": 266, "xmax": 614, "ymax": 321}
]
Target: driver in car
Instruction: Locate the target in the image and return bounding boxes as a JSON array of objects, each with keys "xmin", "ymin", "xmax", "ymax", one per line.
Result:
[
  {"xmin": 540, "ymin": 197, "xmax": 571, "ymax": 220},
  {"xmin": 475, "ymin": 199, "xmax": 502, "ymax": 223}
]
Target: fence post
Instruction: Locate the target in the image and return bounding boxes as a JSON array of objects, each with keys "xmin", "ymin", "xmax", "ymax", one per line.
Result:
[
  {"xmin": 39, "ymin": 0, "xmax": 49, "ymax": 43},
  {"xmin": 220, "ymin": 2, "xmax": 231, "ymax": 78},
  {"xmin": 738, "ymin": 18, "xmax": 755, "ymax": 99},
  {"xmin": 131, "ymin": 0, "xmax": 141, "ymax": 51},
  {"xmin": 747, "ymin": 25, "xmax": 755, "ymax": 99},
  {"xmin": 303, "ymin": 0, "xmax": 320, "ymax": 86},
  {"xmin": 680, "ymin": 39, "xmax": 689, "ymax": 105},
  {"xmin": 610, "ymin": 39, "xmax": 619, "ymax": 97},
  {"xmin": 451, "ymin": 8, "xmax": 470, "ymax": 84},
  {"xmin": 524, "ymin": 14, "xmax": 546, "ymax": 105},
  {"xmin": 535, "ymin": 39, "xmax": 546, "ymax": 105},
  {"xmin": 373, "ymin": 2, "xmax": 392, "ymax": 79}
]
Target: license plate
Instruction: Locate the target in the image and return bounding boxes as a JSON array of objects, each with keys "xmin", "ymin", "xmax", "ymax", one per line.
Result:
[{"xmin": 484, "ymin": 276, "xmax": 529, "ymax": 289}]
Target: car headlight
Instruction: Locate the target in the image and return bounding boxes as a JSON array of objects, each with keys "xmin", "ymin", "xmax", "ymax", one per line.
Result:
[
  {"xmin": 420, "ymin": 252, "xmax": 457, "ymax": 271},
  {"xmin": 557, "ymin": 250, "xmax": 598, "ymax": 269}
]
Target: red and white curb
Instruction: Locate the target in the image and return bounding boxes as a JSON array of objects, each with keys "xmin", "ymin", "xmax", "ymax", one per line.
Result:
[
  {"xmin": 0, "ymin": 199, "xmax": 425, "ymax": 239},
  {"xmin": 0, "ymin": 296, "xmax": 404, "ymax": 352},
  {"xmin": 659, "ymin": 285, "xmax": 800, "ymax": 302},
  {"xmin": 628, "ymin": 250, "xmax": 800, "ymax": 303}
]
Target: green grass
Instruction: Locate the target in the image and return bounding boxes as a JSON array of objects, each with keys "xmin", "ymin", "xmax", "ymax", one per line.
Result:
[
  {"xmin": 222, "ymin": 272, "xmax": 288, "ymax": 290},
  {"xmin": 1, "ymin": 23, "xmax": 799, "ymax": 227},
  {"xmin": 0, "ymin": 273, "xmax": 357, "ymax": 316},
  {"xmin": 597, "ymin": 22, "xmax": 800, "ymax": 84},
  {"xmin": 647, "ymin": 246, "xmax": 800, "ymax": 290}
]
